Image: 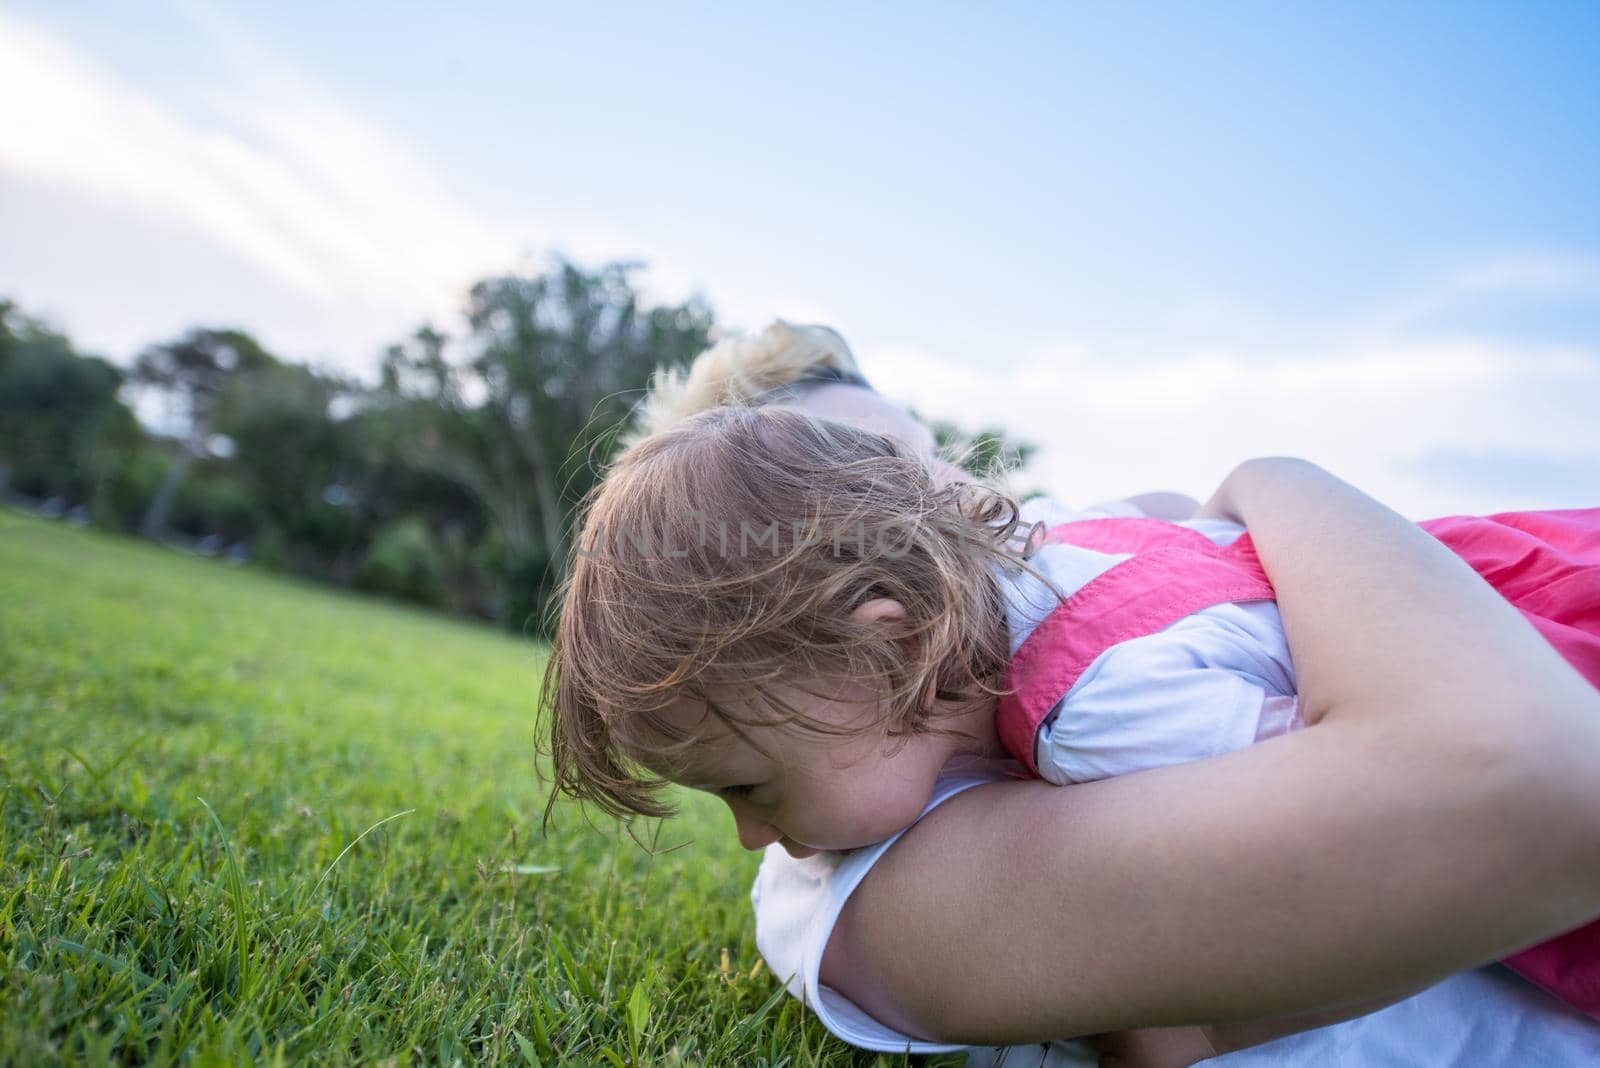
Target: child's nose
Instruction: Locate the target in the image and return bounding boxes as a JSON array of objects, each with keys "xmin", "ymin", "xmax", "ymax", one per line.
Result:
[{"xmin": 732, "ymin": 811, "xmax": 783, "ymax": 852}]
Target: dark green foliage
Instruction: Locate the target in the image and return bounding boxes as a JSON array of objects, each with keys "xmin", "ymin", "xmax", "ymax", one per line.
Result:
[
  {"xmin": 2, "ymin": 255, "xmax": 1033, "ymax": 642},
  {"xmin": 920, "ymin": 413, "xmax": 1037, "ymax": 481},
  {"xmin": 131, "ymin": 328, "xmax": 279, "ymax": 539},
  {"xmin": 0, "ymin": 301, "xmax": 143, "ymax": 519},
  {"xmin": 354, "ymin": 517, "xmax": 449, "ymax": 606},
  {"xmin": 376, "ymin": 256, "xmax": 716, "ymax": 635},
  {"xmin": 174, "ymin": 474, "xmax": 257, "ymax": 542}
]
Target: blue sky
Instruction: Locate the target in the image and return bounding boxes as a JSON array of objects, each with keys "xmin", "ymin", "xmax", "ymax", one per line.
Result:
[{"xmin": 2, "ymin": 1, "xmax": 1597, "ymax": 516}]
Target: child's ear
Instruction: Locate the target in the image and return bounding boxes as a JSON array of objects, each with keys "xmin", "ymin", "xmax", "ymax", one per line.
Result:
[
  {"xmin": 848, "ymin": 596, "xmax": 907, "ymax": 627},
  {"xmin": 849, "ymin": 598, "xmax": 936, "ymax": 710}
]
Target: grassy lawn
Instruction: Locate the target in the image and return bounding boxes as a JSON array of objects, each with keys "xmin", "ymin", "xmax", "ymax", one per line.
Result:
[{"xmin": 0, "ymin": 510, "xmax": 957, "ymax": 1066}]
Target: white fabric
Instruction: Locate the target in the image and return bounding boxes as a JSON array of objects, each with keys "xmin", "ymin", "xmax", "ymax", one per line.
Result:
[
  {"xmin": 1008, "ymin": 499, "xmax": 1299, "ymax": 785},
  {"xmin": 749, "ymin": 496, "xmax": 1600, "ymax": 1061}
]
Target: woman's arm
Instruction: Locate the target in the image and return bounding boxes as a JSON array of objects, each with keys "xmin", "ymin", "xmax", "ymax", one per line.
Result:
[{"xmin": 823, "ymin": 458, "xmax": 1600, "ymax": 1045}]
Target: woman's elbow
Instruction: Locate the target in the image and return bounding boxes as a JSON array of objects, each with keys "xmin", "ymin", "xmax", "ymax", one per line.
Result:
[{"xmin": 818, "ymin": 917, "xmax": 943, "ymax": 1043}]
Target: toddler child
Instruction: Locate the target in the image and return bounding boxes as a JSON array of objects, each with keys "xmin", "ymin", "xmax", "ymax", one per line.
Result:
[{"xmin": 542, "ymin": 402, "xmax": 1600, "ymax": 1028}]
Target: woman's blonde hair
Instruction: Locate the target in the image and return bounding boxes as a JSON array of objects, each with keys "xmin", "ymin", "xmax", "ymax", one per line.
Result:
[
  {"xmin": 541, "ymin": 404, "xmax": 1037, "ymax": 822},
  {"xmin": 619, "ymin": 319, "xmax": 865, "ymax": 449}
]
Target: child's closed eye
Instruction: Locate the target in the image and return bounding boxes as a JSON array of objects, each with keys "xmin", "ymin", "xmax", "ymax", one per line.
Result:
[{"xmin": 720, "ymin": 784, "xmax": 760, "ymax": 800}]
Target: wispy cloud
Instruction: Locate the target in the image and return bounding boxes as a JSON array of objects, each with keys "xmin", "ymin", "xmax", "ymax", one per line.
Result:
[
  {"xmin": 0, "ymin": 5, "xmax": 799, "ymax": 366},
  {"xmin": 1408, "ymin": 449, "xmax": 1600, "ymax": 505},
  {"xmin": 1342, "ymin": 252, "xmax": 1600, "ymax": 343},
  {"xmin": 863, "ymin": 300, "xmax": 1600, "ymax": 517},
  {"xmin": 0, "ymin": 7, "xmax": 520, "ymax": 352},
  {"xmin": 1443, "ymin": 253, "xmax": 1600, "ymax": 301}
]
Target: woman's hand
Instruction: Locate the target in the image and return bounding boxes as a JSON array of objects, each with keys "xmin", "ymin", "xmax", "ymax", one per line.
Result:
[
  {"xmin": 1088, "ymin": 986, "xmax": 1424, "ymax": 1068},
  {"xmin": 1087, "ymin": 1026, "xmax": 1216, "ymax": 1068},
  {"xmin": 823, "ymin": 458, "xmax": 1600, "ymax": 1045}
]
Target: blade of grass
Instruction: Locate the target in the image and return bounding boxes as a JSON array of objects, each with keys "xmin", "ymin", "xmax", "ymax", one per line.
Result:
[
  {"xmin": 310, "ymin": 808, "xmax": 416, "ymax": 897},
  {"xmin": 197, "ymin": 796, "xmax": 251, "ymax": 1000}
]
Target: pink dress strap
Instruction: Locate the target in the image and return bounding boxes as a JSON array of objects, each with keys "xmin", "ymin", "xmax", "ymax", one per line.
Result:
[{"xmin": 998, "ymin": 522, "xmax": 1273, "ymax": 776}]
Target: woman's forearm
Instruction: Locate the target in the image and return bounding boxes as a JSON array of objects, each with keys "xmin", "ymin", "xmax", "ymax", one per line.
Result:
[
  {"xmin": 828, "ymin": 459, "xmax": 1600, "ymax": 1045},
  {"xmin": 1088, "ymin": 986, "xmax": 1425, "ymax": 1068},
  {"xmin": 1203, "ymin": 457, "xmax": 1600, "ymax": 738}
]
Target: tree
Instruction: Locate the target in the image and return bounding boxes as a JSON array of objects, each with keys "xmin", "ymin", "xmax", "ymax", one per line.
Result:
[
  {"xmin": 131, "ymin": 328, "xmax": 275, "ymax": 538},
  {"xmin": 919, "ymin": 411, "xmax": 1038, "ymax": 480},
  {"xmin": 378, "ymin": 256, "xmax": 715, "ymax": 630},
  {"xmin": 0, "ymin": 300, "xmax": 143, "ymax": 515},
  {"xmin": 210, "ymin": 355, "xmax": 358, "ymax": 572}
]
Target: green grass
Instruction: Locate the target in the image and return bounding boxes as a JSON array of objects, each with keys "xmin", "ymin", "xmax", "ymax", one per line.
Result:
[{"xmin": 0, "ymin": 510, "xmax": 961, "ymax": 1066}]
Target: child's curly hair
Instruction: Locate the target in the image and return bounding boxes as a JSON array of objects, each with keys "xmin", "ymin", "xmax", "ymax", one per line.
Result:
[{"xmin": 540, "ymin": 403, "xmax": 1040, "ymax": 824}]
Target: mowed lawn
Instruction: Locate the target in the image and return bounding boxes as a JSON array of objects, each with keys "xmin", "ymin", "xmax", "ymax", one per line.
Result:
[{"xmin": 0, "ymin": 511, "xmax": 953, "ymax": 1066}]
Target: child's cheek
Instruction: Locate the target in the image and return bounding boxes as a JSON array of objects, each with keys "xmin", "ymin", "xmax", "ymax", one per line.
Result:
[{"xmin": 857, "ymin": 774, "xmax": 939, "ymax": 842}]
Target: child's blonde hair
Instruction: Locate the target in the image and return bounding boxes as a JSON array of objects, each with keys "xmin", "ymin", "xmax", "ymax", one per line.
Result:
[
  {"xmin": 542, "ymin": 404, "xmax": 1034, "ymax": 822},
  {"xmin": 619, "ymin": 320, "xmax": 866, "ymax": 449}
]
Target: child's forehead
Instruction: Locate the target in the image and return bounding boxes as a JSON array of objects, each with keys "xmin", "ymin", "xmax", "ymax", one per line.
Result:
[
  {"xmin": 617, "ymin": 695, "xmax": 757, "ymax": 768},
  {"xmin": 615, "ymin": 681, "xmax": 845, "ymax": 773},
  {"xmin": 634, "ymin": 721, "xmax": 770, "ymax": 790}
]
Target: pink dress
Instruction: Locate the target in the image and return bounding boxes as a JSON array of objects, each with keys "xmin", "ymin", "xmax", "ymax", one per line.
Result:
[{"xmin": 996, "ymin": 508, "xmax": 1600, "ymax": 1020}]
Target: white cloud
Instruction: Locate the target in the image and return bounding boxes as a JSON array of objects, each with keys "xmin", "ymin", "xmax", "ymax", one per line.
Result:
[
  {"xmin": 0, "ymin": 8, "xmax": 527, "ymax": 364},
  {"xmin": 1341, "ymin": 251, "xmax": 1600, "ymax": 343},
  {"xmin": 0, "ymin": 4, "xmax": 811, "ymax": 370},
  {"xmin": 861, "ymin": 333, "xmax": 1600, "ymax": 519},
  {"xmin": 1444, "ymin": 253, "xmax": 1600, "ymax": 300}
]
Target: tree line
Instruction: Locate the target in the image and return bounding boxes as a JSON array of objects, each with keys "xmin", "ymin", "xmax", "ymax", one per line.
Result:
[{"xmin": 0, "ymin": 257, "xmax": 1031, "ymax": 638}]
